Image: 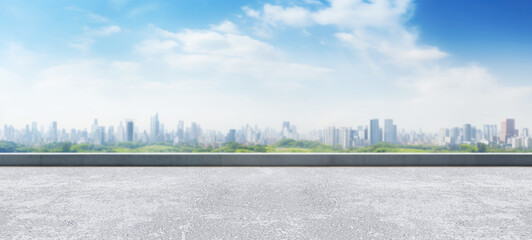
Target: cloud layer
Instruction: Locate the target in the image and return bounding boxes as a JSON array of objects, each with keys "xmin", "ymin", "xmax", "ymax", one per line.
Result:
[{"xmin": 1, "ymin": 0, "xmax": 531, "ymax": 132}]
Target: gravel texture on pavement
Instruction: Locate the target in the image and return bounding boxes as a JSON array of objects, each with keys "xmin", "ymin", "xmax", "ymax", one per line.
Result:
[{"xmin": 1, "ymin": 167, "xmax": 531, "ymax": 239}]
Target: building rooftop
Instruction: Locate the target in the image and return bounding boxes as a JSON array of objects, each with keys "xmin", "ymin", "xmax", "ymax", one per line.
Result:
[{"xmin": 1, "ymin": 167, "xmax": 531, "ymax": 239}]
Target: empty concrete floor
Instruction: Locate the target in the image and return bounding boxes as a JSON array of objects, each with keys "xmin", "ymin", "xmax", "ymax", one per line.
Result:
[{"xmin": 1, "ymin": 167, "xmax": 531, "ymax": 239}]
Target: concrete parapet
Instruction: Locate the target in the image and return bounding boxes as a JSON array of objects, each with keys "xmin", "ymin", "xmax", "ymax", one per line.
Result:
[{"xmin": 0, "ymin": 153, "xmax": 531, "ymax": 166}]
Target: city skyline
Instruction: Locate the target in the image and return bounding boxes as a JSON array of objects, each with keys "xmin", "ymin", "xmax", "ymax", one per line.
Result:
[
  {"xmin": 2, "ymin": 114, "xmax": 530, "ymax": 150},
  {"xmin": 1, "ymin": 0, "xmax": 532, "ymax": 131}
]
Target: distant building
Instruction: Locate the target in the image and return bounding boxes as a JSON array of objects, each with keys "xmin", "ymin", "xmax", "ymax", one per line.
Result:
[
  {"xmin": 463, "ymin": 124, "xmax": 472, "ymax": 142},
  {"xmin": 338, "ymin": 127, "xmax": 352, "ymax": 149},
  {"xmin": 126, "ymin": 120, "xmax": 134, "ymax": 142},
  {"xmin": 49, "ymin": 121, "xmax": 58, "ymax": 143},
  {"xmin": 177, "ymin": 120, "xmax": 184, "ymax": 142},
  {"xmin": 369, "ymin": 119, "xmax": 382, "ymax": 145},
  {"xmin": 150, "ymin": 113, "xmax": 160, "ymax": 143},
  {"xmin": 500, "ymin": 119, "xmax": 516, "ymax": 143},
  {"xmin": 281, "ymin": 121, "xmax": 298, "ymax": 140},
  {"xmin": 384, "ymin": 119, "xmax": 397, "ymax": 144},
  {"xmin": 483, "ymin": 124, "xmax": 498, "ymax": 143},
  {"xmin": 187, "ymin": 122, "xmax": 201, "ymax": 142},
  {"xmin": 225, "ymin": 129, "xmax": 236, "ymax": 143},
  {"xmin": 324, "ymin": 126, "xmax": 338, "ymax": 146}
]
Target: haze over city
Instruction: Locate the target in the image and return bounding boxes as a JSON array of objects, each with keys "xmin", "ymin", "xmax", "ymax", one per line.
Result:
[
  {"xmin": 1, "ymin": 0, "xmax": 532, "ymax": 132},
  {"xmin": 2, "ymin": 2, "xmax": 532, "ymax": 239}
]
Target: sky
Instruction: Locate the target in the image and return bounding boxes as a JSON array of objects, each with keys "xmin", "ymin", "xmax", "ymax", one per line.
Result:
[{"xmin": 0, "ymin": 0, "xmax": 531, "ymax": 132}]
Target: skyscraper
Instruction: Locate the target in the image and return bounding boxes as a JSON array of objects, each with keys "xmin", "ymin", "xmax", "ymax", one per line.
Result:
[
  {"xmin": 324, "ymin": 126, "xmax": 337, "ymax": 146},
  {"xmin": 500, "ymin": 119, "xmax": 516, "ymax": 143},
  {"xmin": 384, "ymin": 119, "xmax": 397, "ymax": 144},
  {"xmin": 225, "ymin": 129, "xmax": 236, "ymax": 143},
  {"xmin": 126, "ymin": 120, "xmax": 134, "ymax": 142},
  {"xmin": 150, "ymin": 113, "xmax": 160, "ymax": 143},
  {"xmin": 463, "ymin": 124, "xmax": 472, "ymax": 142},
  {"xmin": 281, "ymin": 121, "xmax": 298, "ymax": 139},
  {"xmin": 339, "ymin": 127, "xmax": 352, "ymax": 149},
  {"xmin": 483, "ymin": 124, "xmax": 498, "ymax": 143},
  {"xmin": 522, "ymin": 128, "xmax": 529, "ymax": 138},
  {"xmin": 281, "ymin": 121, "xmax": 290, "ymax": 139},
  {"xmin": 177, "ymin": 120, "xmax": 184, "ymax": 142},
  {"xmin": 369, "ymin": 119, "xmax": 382, "ymax": 145},
  {"xmin": 49, "ymin": 121, "xmax": 58, "ymax": 143},
  {"xmin": 188, "ymin": 122, "xmax": 201, "ymax": 142}
]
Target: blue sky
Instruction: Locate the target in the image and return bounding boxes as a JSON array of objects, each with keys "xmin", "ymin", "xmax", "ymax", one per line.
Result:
[{"xmin": 1, "ymin": 0, "xmax": 531, "ymax": 131}]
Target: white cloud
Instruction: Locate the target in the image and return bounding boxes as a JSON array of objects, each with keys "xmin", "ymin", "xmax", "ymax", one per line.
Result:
[
  {"xmin": 336, "ymin": 29, "xmax": 447, "ymax": 61},
  {"xmin": 92, "ymin": 25, "xmax": 121, "ymax": 36},
  {"xmin": 312, "ymin": 0, "xmax": 411, "ymax": 28},
  {"xmin": 134, "ymin": 39, "xmax": 179, "ymax": 55},
  {"xmin": 2, "ymin": 1, "xmax": 531, "ymax": 131},
  {"xmin": 210, "ymin": 20, "xmax": 239, "ymax": 34},
  {"xmin": 68, "ymin": 25, "xmax": 121, "ymax": 52},
  {"xmin": 236, "ymin": 0, "xmax": 532, "ymax": 130},
  {"xmin": 5, "ymin": 43, "xmax": 38, "ymax": 65},
  {"xmin": 242, "ymin": 6, "xmax": 260, "ymax": 18},
  {"xmin": 143, "ymin": 24, "xmax": 333, "ymax": 82},
  {"xmin": 262, "ymin": 4, "xmax": 313, "ymax": 27},
  {"xmin": 172, "ymin": 30, "xmax": 277, "ymax": 58},
  {"xmin": 398, "ymin": 65, "xmax": 532, "ymax": 129},
  {"xmin": 68, "ymin": 38, "xmax": 94, "ymax": 52},
  {"xmin": 244, "ymin": 0, "xmax": 444, "ymax": 62}
]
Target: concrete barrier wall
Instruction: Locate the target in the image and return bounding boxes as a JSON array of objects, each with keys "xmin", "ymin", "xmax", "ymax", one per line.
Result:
[{"xmin": 0, "ymin": 153, "xmax": 532, "ymax": 166}]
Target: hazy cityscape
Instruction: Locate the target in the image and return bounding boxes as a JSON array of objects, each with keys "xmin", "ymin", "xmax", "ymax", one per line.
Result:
[
  {"xmin": 1, "ymin": 114, "xmax": 529, "ymax": 151},
  {"xmin": 1, "ymin": 0, "xmax": 532, "ymax": 239}
]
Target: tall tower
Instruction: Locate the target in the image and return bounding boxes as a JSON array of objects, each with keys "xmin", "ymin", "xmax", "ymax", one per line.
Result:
[
  {"xmin": 384, "ymin": 119, "xmax": 397, "ymax": 144},
  {"xmin": 126, "ymin": 120, "xmax": 134, "ymax": 142},
  {"xmin": 177, "ymin": 120, "xmax": 184, "ymax": 141},
  {"xmin": 500, "ymin": 119, "xmax": 515, "ymax": 143},
  {"xmin": 225, "ymin": 129, "xmax": 236, "ymax": 143},
  {"xmin": 50, "ymin": 121, "xmax": 58, "ymax": 143},
  {"xmin": 339, "ymin": 127, "xmax": 352, "ymax": 149},
  {"xmin": 463, "ymin": 124, "xmax": 472, "ymax": 142},
  {"xmin": 324, "ymin": 126, "xmax": 337, "ymax": 146},
  {"xmin": 281, "ymin": 121, "xmax": 291, "ymax": 139},
  {"xmin": 150, "ymin": 113, "xmax": 160, "ymax": 143},
  {"xmin": 369, "ymin": 119, "xmax": 382, "ymax": 145}
]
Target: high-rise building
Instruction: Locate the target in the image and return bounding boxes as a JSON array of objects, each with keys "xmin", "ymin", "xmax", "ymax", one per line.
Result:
[
  {"xmin": 116, "ymin": 121, "xmax": 125, "ymax": 142},
  {"xmin": 225, "ymin": 129, "xmax": 236, "ymax": 143},
  {"xmin": 126, "ymin": 120, "xmax": 134, "ymax": 142},
  {"xmin": 150, "ymin": 113, "xmax": 160, "ymax": 143},
  {"xmin": 463, "ymin": 124, "xmax": 472, "ymax": 142},
  {"xmin": 91, "ymin": 119, "xmax": 99, "ymax": 144},
  {"xmin": 369, "ymin": 119, "xmax": 382, "ymax": 145},
  {"xmin": 94, "ymin": 126, "xmax": 105, "ymax": 145},
  {"xmin": 523, "ymin": 128, "xmax": 529, "ymax": 138},
  {"xmin": 188, "ymin": 122, "xmax": 201, "ymax": 142},
  {"xmin": 324, "ymin": 126, "xmax": 337, "ymax": 146},
  {"xmin": 176, "ymin": 120, "xmax": 184, "ymax": 140},
  {"xmin": 280, "ymin": 121, "xmax": 298, "ymax": 139},
  {"xmin": 483, "ymin": 124, "xmax": 498, "ymax": 143},
  {"xmin": 339, "ymin": 127, "xmax": 352, "ymax": 149},
  {"xmin": 49, "ymin": 121, "xmax": 58, "ymax": 142},
  {"xmin": 384, "ymin": 119, "xmax": 397, "ymax": 144},
  {"xmin": 107, "ymin": 126, "xmax": 115, "ymax": 144},
  {"xmin": 500, "ymin": 119, "xmax": 516, "ymax": 143},
  {"xmin": 31, "ymin": 121, "xmax": 39, "ymax": 143}
]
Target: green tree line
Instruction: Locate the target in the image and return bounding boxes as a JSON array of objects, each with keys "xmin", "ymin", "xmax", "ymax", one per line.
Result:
[{"xmin": 0, "ymin": 140, "xmax": 528, "ymax": 153}]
